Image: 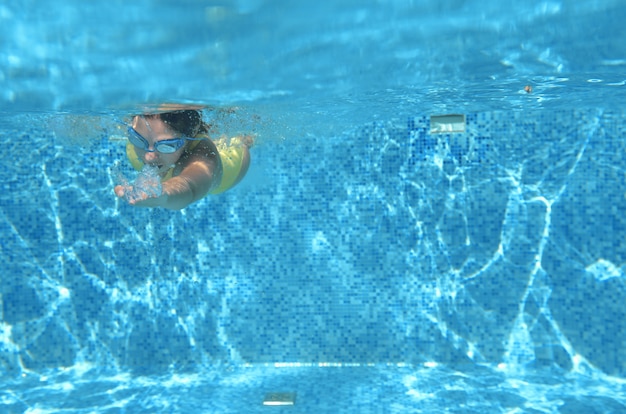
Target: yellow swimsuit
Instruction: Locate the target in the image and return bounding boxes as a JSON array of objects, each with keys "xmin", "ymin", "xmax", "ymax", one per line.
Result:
[{"xmin": 125, "ymin": 134, "xmax": 248, "ymax": 195}]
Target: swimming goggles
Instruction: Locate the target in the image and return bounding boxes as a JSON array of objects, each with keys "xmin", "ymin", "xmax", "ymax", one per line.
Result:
[{"xmin": 127, "ymin": 126, "xmax": 206, "ymax": 154}]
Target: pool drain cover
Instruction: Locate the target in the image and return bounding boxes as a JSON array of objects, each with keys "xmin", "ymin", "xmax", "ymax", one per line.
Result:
[{"xmin": 263, "ymin": 392, "xmax": 296, "ymax": 406}]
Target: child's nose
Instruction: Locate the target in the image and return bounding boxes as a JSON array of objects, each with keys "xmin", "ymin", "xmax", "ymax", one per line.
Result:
[{"xmin": 144, "ymin": 151, "xmax": 158, "ymax": 163}]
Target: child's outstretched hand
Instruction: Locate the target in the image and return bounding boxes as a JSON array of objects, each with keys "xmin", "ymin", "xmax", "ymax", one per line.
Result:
[{"xmin": 115, "ymin": 166, "xmax": 165, "ymax": 207}]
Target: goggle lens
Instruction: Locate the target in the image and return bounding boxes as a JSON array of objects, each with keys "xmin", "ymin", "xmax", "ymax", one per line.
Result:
[{"xmin": 155, "ymin": 142, "xmax": 180, "ymax": 154}]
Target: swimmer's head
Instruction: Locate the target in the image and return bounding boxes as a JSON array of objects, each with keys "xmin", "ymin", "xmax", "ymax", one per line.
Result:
[{"xmin": 130, "ymin": 110, "xmax": 208, "ymax": 175}]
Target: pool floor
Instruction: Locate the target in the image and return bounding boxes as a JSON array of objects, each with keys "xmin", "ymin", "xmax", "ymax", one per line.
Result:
[{"xmin": 3, "ymin": 363, "xmax": 626, "ymax": 413}]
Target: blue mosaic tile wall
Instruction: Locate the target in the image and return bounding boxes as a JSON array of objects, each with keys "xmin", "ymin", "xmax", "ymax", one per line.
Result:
[{"xmin": 1, "ymin": 109, "xmax": 625, "ymax": 378}]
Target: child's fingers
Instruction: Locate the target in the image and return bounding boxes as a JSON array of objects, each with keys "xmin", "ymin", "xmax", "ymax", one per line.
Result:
[{"xmin": 114, "ymin": 185, "xmax": 126, "ymax": 197}]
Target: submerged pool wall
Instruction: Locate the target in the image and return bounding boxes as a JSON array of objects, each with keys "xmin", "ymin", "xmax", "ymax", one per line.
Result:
[{"xmin": 1, "ymin": 109, "xmax": 625, "ymax": 378}]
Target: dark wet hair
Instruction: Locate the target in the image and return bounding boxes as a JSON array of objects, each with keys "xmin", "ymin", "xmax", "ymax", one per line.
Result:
[{"xmin": 142, "ymin": 110, "xmax": 210, "ymax": 137}]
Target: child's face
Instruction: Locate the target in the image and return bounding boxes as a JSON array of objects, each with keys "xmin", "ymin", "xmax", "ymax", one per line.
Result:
[{"xmin": 131, "ymin": 116, "xmax": 186, "ymax": 175}]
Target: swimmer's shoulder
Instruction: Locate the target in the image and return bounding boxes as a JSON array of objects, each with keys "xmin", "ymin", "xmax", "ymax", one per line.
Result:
[{"xmin": 186, "ymin": 137, "xmax": 220, "ymax": 159}]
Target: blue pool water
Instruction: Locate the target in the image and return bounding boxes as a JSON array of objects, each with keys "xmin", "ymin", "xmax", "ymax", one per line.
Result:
[{"xmin": 2, "ymin": 0, "xmax": 626, "ymax": 413}]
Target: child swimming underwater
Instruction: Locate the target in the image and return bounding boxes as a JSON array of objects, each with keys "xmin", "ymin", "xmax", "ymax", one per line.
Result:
[{"xmin": 114, "ymin": 109, "xmax": 251, "ymax": 210}]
